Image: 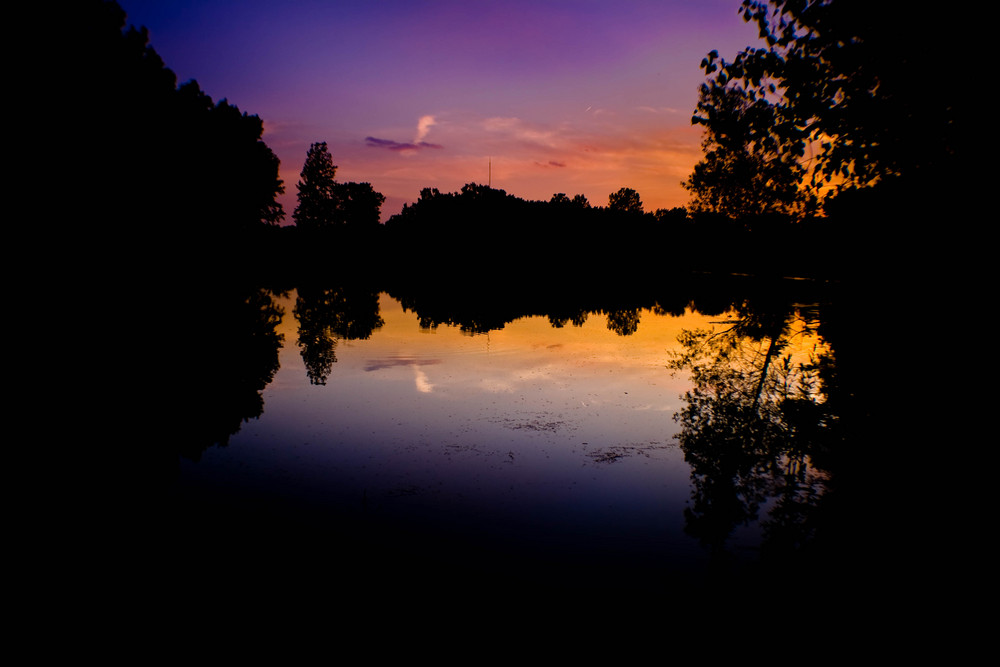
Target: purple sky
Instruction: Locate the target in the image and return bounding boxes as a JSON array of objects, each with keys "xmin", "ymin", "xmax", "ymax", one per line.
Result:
[{"xmin": 118, "ymin": 1, "xmax": 764, "ymax": 220}]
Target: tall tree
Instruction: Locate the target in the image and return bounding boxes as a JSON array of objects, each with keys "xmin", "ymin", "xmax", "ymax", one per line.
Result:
[{"xmin": 293, "ymin": 142, "xmax": 340, "ymax": 230}]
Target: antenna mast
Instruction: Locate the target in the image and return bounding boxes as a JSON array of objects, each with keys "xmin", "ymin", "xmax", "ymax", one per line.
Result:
[{"xmin": 488, "ymin": 157, "xmax": 491, "ymax": 188}]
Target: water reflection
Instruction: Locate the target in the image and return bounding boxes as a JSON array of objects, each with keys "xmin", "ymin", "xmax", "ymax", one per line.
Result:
[
  {"xmin": 173, "ymin": 277, "xmax": 856, "ymax": 596},
  {"xmin": 175, "ymin": 285, "xmax": 284, "ymax": 461},
  {"xmin": 668, "ymin": 303, "xmax": 834, "ymax": 569},
  {"xmin": 294, "ymin": 283, "xmax": 384, "ymax": 384}
]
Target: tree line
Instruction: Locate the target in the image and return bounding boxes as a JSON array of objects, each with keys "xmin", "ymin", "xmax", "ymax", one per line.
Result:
[
  {"xmin": 70, "ymin": 0, "xmax": 958, "ymax": 285},
  {"xmin": 71, "ymin": 1, "xmax": 285, "ymax": 240}
]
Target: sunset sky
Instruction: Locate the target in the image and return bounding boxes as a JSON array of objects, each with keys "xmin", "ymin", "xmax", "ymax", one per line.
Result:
[{"xmin": 119, "ymin": 1, "xmax": 765, "ymax": 220}]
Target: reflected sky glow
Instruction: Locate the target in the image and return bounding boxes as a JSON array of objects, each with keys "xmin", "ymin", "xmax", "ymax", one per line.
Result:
[{"xmin": 177, "ymin": 291, "xmax": 833, "ymax": 587}]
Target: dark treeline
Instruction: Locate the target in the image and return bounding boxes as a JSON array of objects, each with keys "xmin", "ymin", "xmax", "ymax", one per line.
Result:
[
  {"xmin": 63, "ymin": 1, "xmax": 964, "ymax": 292},
  {"xmin": 58, "ymin": 1, "xmax": 286, "ymax": 284},
  {"xmin": 373, "ymin": 182, "xmax": 849, "ymax": 289},
  {"xmin": 63, "ymin": 2, "xmax": 944, "ymax": 292}
]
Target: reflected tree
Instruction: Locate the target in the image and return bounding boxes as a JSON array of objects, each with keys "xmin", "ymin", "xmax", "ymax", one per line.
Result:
[
  {"xmin": 294, "ymin": 285, "xmax": 385, "ymax": 384},
  {"xmin": 606, "ymin": 308, "xmax": 641, "ymax": 336},
  {"xmin": 669, "ymin": 303, "xmax": 835, "ymax": 564},
  {"xmin": 548, "ymin": 308, "xmax": 589, "ymax": 329},
  {"xmin": 178, "ymin": 287, "xmax": 285, "ymax": 460},
  {"xmin": 295, "ymin": 287, "xmax": 339, "ymax": 385}
]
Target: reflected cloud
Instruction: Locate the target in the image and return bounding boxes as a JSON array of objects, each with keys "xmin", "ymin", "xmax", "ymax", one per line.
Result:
[
  {"xmin": 364, "ymin": 356, "xmax": 442, "ymax": 393},
  {"xmin": 414, "ymin": 367, "xmax": 434, "ymax": 393}
]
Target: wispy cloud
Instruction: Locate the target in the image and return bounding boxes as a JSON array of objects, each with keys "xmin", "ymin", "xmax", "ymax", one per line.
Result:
[
  {"xmin": 637, "ymin": 106, "xmax": 680, "ymax": 114},
  {"xmin": 366, "ymin": 137, "xmax": 443, "ymax": 151},
  {"xmin": 415, "ymin": 115, "xmax": 436, "ymax": 142},
  {"xmin": 484, "ymin": 117, "xmax": 557, "ymax": 149},
  {"xmin": 366, "ymin": 115, "xmax": 443, "ymax": 153}
]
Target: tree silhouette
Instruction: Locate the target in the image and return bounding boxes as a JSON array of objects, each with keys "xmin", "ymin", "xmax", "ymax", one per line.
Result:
[
  {"xmin": 654, "ymin": 207, "xmax": 688, "ymax": 224},
  {"xmin": 685, "ymin": 83, "xmax": 811, "ymax": 220},
  {"xmin": 70, "ymin": 1, "xmax": 286, "ymax": 240},
  {"xmin": 340, "ymin": 182, "xmax": 386, "ymax": 228},
  {"xmin": 293, "ymin": 143, "xmax": 386, "ymax": 231},
  {"xmin": 690, "ymin": 1, "xmax": 960, "ymax": 209},
  {"xmin": 294, "ymin": 142, "xmax": 340, "ymax": 231},
  {"xmin": 608, "ymin": 187, "xmax": 643, "ymax": 214},
  {"xmin": 606, "ymin": 308, "xmax": 640, "ymax": 336},
  {"xmin": 177, "ymin": 286, "xmax": 285, "ymax": 460}
]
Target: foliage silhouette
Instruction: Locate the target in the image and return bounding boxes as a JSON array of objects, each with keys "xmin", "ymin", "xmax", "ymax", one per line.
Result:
[
  {"xmin": 605, "ymin": 308, "xmax": 641, "ymax": 336},
  {"xmin": 386, "ymin": 270, "xmax": 830, "ymax": 340},
  {"xmin": 608, "ymin": 188, "xmax": 643, "ymax": 215},
  {"xmin": 77, "ymin": 2, "xmax": 285, "ymax": 236},
  {"xmin": 176, "ymin": 286, "xmax": 285, "ymax": 460},
  {"xmin": 685, "ymin": 84, "xmax": 813, "ymax": 220},
  {"xmin": 689, "ymin": 1, "xmax": 961, "ymax": 214},
  {"xmin": 339, "ymin": 182, "xmax": 386, "ymax": 229},
  {"xmin": 293, "ymin": 142, "xmax": 386, "ymax": 233},
  {"xmin": 294, "ymin": 142, "xmax": 341, "ymax": 231},
  {"xmin": 548, "ymin": 192, "xmax": 591, "ymax": 210},
  {"xmin": 653, "ymin": 207, "xmax": 689, "ymax": 225},
  {"xmin": 384, "ymin": 182, "xmax": 671, "ymax": 286},
  {"xmin": 382, "ymin": 181, "xmax": 845, "ymax": 284}
]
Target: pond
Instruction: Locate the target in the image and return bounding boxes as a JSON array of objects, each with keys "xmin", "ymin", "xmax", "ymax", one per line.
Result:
[{"xmin": 170, "ymin": 280, "xmax": 856, "ymax": 601}]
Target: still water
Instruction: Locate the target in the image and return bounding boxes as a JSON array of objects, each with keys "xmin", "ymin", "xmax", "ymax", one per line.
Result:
[{"xmin": 172, "ymin": 286, "xmax": 833, "ymax": 595}]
